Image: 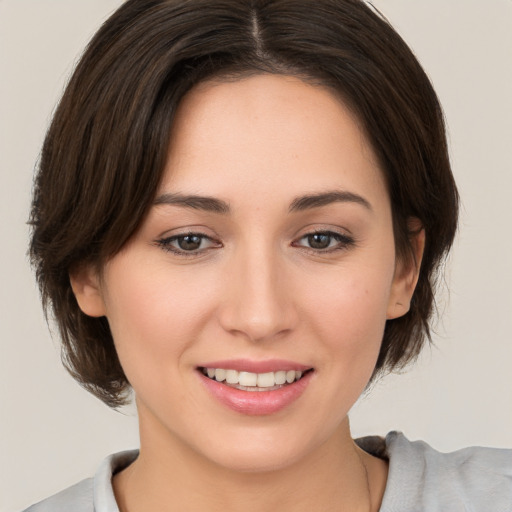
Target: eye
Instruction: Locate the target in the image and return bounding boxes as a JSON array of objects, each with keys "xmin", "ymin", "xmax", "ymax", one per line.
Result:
[
  {"xmin": 293, "ymin": 231, "xmax": 355, "ymax": 252},
  {"xmin": 156, "ymin": 232, "xmax": 220, "ymax": 256}
]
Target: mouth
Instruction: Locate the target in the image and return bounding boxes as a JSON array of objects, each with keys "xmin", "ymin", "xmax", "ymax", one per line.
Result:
[
  {"xmin": 196, "ymin": 359, "xmax": 315, "ymax": 414},
  {"xmin": 199, "ymin": 367, "xmax": 313, "ymax": 392}
]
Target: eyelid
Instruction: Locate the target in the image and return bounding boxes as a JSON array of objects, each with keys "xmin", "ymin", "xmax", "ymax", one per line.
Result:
[
  {"xmin": 292, "ymin": 228, "xmax": 356, "ymax": 253},
  {"xmin": 154, "ymin": 226, "xmax": 355, "ymax": 257},
  {"xmin": 156, "ymin": 231, "xmax": 222, "ymax": 257}
]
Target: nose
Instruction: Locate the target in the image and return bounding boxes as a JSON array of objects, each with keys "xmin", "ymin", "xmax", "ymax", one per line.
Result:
[{"xmin": 218, "ymin": 244, "xmax": 298, "ymax": 343}]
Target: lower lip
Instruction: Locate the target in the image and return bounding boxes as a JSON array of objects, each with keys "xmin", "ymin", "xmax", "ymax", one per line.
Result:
[{"xmin": 199, "ymin": 371, "xmax": 313, "ymax": 415}]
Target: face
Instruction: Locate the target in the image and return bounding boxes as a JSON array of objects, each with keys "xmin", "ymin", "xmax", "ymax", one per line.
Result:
[{"xmin": 73, "ymin": 74, "xmax": 419, "ymax": 472}]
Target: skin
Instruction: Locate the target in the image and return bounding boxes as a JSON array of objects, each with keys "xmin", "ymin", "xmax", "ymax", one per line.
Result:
[{"xmin": 72, "ymin": 74, "xmax": 424, "ymax": 512}]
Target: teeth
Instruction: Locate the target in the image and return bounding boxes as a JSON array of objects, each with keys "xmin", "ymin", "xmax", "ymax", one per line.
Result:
[
  {"xmin": 239, "ymin": 371, "xmax": 257, "ymax": 387},
  {"xmin": 275, "ymin": 370, "xmax": 286, "ymax": 385},
  {"xmin": 214, "ymin": 368, "xmax": 226, "ymax": 382},
  {"xmin": 203, "ymin": 368, "xmax": 307, "ymax": 388},
  {"xmin": 257, "ymin": 372, "xmax": 275, "ymax": 387},
  {"xmin": 225, "ymin": 369, "xmax": 239, "ymax": 384}
]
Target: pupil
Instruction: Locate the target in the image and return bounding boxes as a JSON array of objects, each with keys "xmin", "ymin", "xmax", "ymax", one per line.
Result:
[
  {"xmin": 179, "ymin": 235, "xmax": 201, "ymax": 250},
  {"xmin": 308, "ymin": 233, "xmax": 330, "ymax": 249}
]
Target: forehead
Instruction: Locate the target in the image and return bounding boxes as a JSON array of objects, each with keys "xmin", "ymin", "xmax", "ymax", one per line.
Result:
[{"xmin": 162, "ymin": 74, "xmax": 388, "ymax": 211}]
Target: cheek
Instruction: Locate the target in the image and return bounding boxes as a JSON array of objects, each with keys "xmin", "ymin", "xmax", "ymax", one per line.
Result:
[
  {"xmin": 101, "ymin": 257, "xmax": 219, "ymax": 374},
  {"xmin": 269, "ymin": 259, "xmax": 396, "ymax": 434},
  {"xmin": 298, "ymin": 259, "xmax": 395, "ymax": 358}
]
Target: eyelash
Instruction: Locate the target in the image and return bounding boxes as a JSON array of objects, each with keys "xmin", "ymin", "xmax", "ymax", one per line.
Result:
[
  {"xmin": 293, "ymin": 230, "xmax": 356, "ymax": 253},
  {"xmin": 156, "ymin": 232, "xmax": 221, "ymax": 257},
  {"xmin": 156, "ymin": 230, "xmax": 355, "ymax": 257}
]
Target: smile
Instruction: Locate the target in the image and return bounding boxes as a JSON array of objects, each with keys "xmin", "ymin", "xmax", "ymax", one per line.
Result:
[
  {"xmin": 197, "ymin": 359, "xmax": 314, "ymax": 414},
  {"xmin": 200, "ymin": 367, "xmax": 307, "ymax": 391}
]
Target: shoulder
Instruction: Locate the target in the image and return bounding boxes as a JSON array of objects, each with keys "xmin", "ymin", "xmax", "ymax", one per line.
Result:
[
  {"xmin": 381, "ymin": 431, "xmax": 512, "ymax": 512},
  {"xmin": 22, "ymin": 478, "xmax": 94, "ymax": 512},
  {"xmin": 21, "ymin": 450, "xmax": 138, "ymax": 512}
]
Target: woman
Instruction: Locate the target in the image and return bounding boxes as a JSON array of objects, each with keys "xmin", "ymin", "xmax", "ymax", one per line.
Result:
[{"xmin": 23, "ymin": 0, "xmax": 511, "ymax": 510}]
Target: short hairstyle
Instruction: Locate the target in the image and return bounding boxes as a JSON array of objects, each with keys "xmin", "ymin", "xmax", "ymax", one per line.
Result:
[{"xmin": 30, "ymin": 0, "xmax": 459, "ymax": 407}]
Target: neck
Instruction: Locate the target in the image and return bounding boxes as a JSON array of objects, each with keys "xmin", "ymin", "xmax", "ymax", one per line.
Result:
[{"xmin": 114, "ymin": 414, "xmax": 387, "ymax": 512}]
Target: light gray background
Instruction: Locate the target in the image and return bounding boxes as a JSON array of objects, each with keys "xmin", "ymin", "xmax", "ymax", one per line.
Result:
[{"xmin": 1, "ymin": 1, "xmax": 511, "ymax": 510}]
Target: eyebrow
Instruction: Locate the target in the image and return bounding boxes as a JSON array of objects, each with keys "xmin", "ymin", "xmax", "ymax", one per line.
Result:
[
  {"xmin": 288, "ymin": 190, "xmax": 372, "ymax": 213},
  {"xmin": 153, "ymin": 189, "xmax": 372, "ymax": 214},
  {"xmin": 153, "ymin": 193, "xmax": 230, "ymax": 214}
]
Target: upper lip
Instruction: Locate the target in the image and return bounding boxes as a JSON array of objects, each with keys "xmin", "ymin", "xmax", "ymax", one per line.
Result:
[{"xmin": 197, "ymin": 359, "xmax": 312, "ymax": 374}]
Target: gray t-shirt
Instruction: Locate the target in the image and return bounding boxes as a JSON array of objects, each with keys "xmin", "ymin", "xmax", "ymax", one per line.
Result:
[{"xmin": 23, "ymin": 432, "xmax": 512, "ymax": 511}]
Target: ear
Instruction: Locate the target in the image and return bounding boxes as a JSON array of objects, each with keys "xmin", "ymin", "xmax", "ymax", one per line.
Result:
[
  {"xmin": 387, "ymin": 218, "xmax": 425, "ymax": 320},
  {"xmin": 69, "ymin": 264, "xmax": 107, "ymax": 318}
]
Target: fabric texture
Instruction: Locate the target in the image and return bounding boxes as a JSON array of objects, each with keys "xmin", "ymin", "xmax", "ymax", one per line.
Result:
[{"xmin": 22, "ymin": 432, "xmax": 512, "ymax": 512}]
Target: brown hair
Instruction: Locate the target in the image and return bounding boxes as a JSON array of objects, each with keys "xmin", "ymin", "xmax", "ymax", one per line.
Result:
[{"xmin": 30, "ymin": 0, "xmax": 459, "ymax": 407}]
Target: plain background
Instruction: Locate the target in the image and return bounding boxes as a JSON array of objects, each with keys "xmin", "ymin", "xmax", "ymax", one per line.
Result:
[{"xmin": 1, "ymin": 1, "xmax": 511, "ymax": 510}]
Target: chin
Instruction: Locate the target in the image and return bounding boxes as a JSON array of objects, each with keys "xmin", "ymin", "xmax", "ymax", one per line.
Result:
[
  {"xmin": 206, "ymin": 443, "xmax": 308, "ymax": 474},
  {"xmin": 189, "ymin": 422, "xmax": 336, "ymax": 474}
]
